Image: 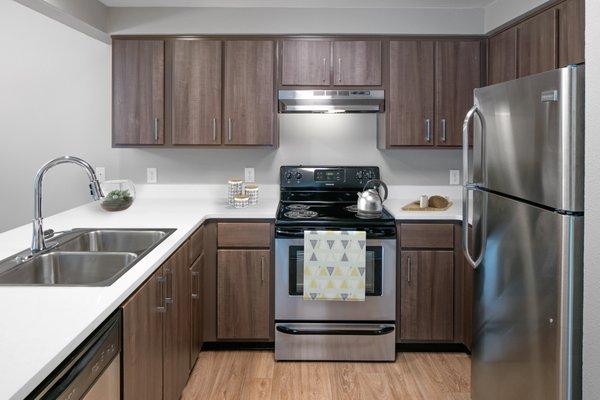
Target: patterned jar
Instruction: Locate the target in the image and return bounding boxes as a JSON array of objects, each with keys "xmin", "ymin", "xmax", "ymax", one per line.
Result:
[
  {"xmin": 244, "ymin": 184, "xmax": 259, "ymax": 206},
  {"xmin": 234, "ymin": 194, "xmax": 250, "ymax": 209},
  {"xmin": 228, "ymin": 178, "xmax": 243, "ymax": 206}
]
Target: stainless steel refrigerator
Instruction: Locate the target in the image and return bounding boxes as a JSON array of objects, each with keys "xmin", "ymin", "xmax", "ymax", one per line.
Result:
[{"xmin": 462, "ymin": 65, "xmax": 584, "ymax": 400}]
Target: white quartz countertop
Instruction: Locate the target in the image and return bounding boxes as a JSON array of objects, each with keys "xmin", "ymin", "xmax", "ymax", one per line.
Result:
[{"xmin": 0, "ymin": 184, "xmax": 465, "ymax": 400}]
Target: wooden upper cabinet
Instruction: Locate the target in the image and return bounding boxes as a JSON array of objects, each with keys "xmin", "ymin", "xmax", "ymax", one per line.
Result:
[
  {"xmin": 333, "ymin": 40, "xmax": 382, "ymax": 86},
  {"xmin": 399, "ymin": 251, "xmax": 454, "ymax": 342},
  {"xmin": 113, "ymin": 40, "xmax": 164, "ymax": 146},
  {"xmin": 558, "ymin": 0, "xmax": 585, "ymax": 67},
  {"xmin": 163, "ymin": 243, "xmax": 192, "ymax": 400},
  {"xmin": 388, "ymin": 40, "xmax": 435, "ymax": 146},
  {"xmin": 488, "ymin": 28, "xmax": 518, "ymax": 85},
  {"xmin": 223, "ymin": 40, "xmax": 275, "ymax": 146},
  {"xmin": 171, "ymin": 40, "xmax": 222, "ymax": 145},
  {"xmin": 281, "ymin": 40, "xmax": 331, "ymax": 86},
  {"xmin": 122, "ymin": 268, "xmax": 164, "ymax": 400},
  {"xmin": 217, "ymin": 249, "xmax": 271, "ymax": 339},
  {"xmin": 517, "ymin": 7, "xmax": 558, "ymax": 77},
  {"xmin": 435, "ymin": 40, "xmax": 481, "ymax": 147}
]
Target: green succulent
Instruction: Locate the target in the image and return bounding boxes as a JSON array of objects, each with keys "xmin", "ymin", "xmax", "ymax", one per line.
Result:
[{"xmin": 105, "ymin": 189, "xmax": 132, "ymax": 201}]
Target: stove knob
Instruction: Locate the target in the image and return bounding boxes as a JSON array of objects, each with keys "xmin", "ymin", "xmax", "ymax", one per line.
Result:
[
  {"xmin": 366, "ymin": 170, "xmax": 375, "ymax": 180},
  {"xmin": 356, "ymin": 171, "xmax": 363, "ymax": 179},
  {"xmin": 285, "ymin": 172, "xmax": 293, "ymax": 180},
  {"xmin": 295, "ymin": 172, "xmax": 303, "ymax": 180}
]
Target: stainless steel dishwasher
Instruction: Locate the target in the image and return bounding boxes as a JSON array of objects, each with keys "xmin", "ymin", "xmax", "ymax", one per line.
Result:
[{"xmin": 26, "ymin": 311, "xmax": 121, "ymax": 400}]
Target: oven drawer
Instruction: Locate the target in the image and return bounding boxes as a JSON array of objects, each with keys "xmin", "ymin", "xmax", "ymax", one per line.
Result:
[
  {"xmin": 217, "ymin": 222, "xmax": 271, "ymax": 248},
  {"xmin": 275, "ymin": 323, "xmax": 396, "ymax": 361}
]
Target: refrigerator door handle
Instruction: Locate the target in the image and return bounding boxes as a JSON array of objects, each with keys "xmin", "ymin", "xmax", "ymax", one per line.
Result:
[{"xmin": 462, "ymin": 105, "xmax": 487, "ymax": 269}]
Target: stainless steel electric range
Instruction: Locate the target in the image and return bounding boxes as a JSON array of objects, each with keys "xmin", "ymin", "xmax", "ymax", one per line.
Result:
[{"xmin": 274, "ymin": 166, "xmax": 397, "ymax": 361}]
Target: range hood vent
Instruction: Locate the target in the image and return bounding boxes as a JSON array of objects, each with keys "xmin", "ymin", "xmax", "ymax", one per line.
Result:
[{"xmin": 278, "ymin": 90, "xmax": 384, "ymax": 113}]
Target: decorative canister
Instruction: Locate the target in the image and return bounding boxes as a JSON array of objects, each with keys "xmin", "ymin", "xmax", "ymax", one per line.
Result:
[
  {"xmin": 228, "ymin": 178, "xmax": 243, "ymax": 206},
  {"xmin": 100, "ymin": 179, "xmax": 135, "ymax": 212},
  {"xmin": 234, "ymin": 194, "xmax": 250, "ymax": 209},
  {"xmin": 244, "ymin": 184, "xmax": 259, "ymax": 205}
]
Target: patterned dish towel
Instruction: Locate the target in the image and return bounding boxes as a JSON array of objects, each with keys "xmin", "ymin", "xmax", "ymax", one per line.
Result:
[{"xmin": 303, "ymin": 230, "xmax": 366, "ymax": 301}]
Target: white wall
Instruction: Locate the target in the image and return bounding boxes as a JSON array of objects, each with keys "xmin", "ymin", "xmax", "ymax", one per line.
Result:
[
  {"xmin": 117, "ymin": 115, "xmax": 462, "ymax": 185},
  {"xmin": 484, "ymin": 0, "xmax": 550, "ymax": 32},
  {"xmin": 584, "ymin": 0, "xmax": 599, "ymax": 397},
  {"xmin": 0, "ymin": 0, "xmax": 115, "ymax": 233},
  {"xmin": 108, "ymin": 6, "xmax": 484, "ymax": 35}
]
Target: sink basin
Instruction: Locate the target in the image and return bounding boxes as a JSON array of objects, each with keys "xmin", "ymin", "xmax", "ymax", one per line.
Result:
[
  {"xmin": 0, "ymin": 228, "xmax": 175, "ymax": 286},
  {"xmin": 57, "ymin": 230, "xmax": 168, "ymax": 255},
  {"xmin": 0, "ymin": 251, "xmax": 137, "ymax": 286}
]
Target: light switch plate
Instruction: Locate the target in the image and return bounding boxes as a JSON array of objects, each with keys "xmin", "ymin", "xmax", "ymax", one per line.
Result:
[
  {"xmin": 147, "ymin": 168, "xmax": 157, "ymax": 184},
  {"xmin": 449, "ymin": 170, "xmax": 460, "ymax": 185},
  {"xmin": 95, "ymin": 167, "xmax": 106, "ymax": 183},
  {"xmin": 245, "ymin": 167, "xmax": 255, "ymax": 183}
]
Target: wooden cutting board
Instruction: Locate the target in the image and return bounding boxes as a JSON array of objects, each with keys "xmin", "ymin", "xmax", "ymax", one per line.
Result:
[{"xmin": 401, "ymin": 201, "xmax": 453, "ymax": 212}]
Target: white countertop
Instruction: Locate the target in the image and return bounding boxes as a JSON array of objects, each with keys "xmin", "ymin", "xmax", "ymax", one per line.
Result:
[{"xmin": 0, "ymin": 184, "xmax": 465, "ymax": 400}]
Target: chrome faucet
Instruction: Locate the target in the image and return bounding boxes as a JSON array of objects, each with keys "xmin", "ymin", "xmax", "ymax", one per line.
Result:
[{"xmin": 32, "ymin": 156, "xmax": 104, "ymax": 253}]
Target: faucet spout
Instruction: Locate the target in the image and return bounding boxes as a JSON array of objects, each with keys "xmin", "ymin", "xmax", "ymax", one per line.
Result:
[{"xmin": 32, "ymin": 156, "xmax": 104, "ymax": 253}]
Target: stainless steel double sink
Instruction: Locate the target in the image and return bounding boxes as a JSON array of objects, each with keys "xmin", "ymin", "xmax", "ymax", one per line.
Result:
[{"xmin": 0, "ymin": 229, "xmax": 175, "ymax": 286}]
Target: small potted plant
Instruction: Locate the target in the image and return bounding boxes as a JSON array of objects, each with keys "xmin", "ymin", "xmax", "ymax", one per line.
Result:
[{"xmin": 100, "ymin": 180, "xmax": 135, "ymax": 211}]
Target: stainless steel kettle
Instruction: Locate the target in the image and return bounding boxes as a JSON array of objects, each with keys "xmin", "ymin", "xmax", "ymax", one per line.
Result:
[{"xmin": 356, "ymin": 179, "xmax": 388, "ymax": 218}]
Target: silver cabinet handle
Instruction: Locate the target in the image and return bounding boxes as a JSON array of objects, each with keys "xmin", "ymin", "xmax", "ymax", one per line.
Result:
[
  {"xmin": 156, "ymin": 274, "xmax": 166, "ymax": 313},
  {"xmin": 260, "ymin": 257, "xmax": 265, "ymax": 285},
  {"xmin": 425, "ymin": 119, "xmax": 431, "ymax": 142},
  {"xmin": 191, "ymin": 271, "xmax": 200, "ymax": 299},
  {"xmin": 407, "ymin": 256, "xmax": 412, "ymax": 283},
  {"xmin": 228, "ymin": 118, "xmax": 232, "ymax": 142},
  {"xmin": 338, "ymin": 58, "xmax": 342, "ymax": 83},
  {"xmin": 211, "ymin": 117, "xmax": 217, "ymax": 142},
  {"xmin": 153, "ymin": 118, "xmax": 159, "ymax": 142},
  {"xmin": 462, "ymin": 105, "xmax": 488, "ymax": 269},
  {"xmin": 441, "ymin": 118, "xmax": 447, "ymax": 142},
  {"xmin": 322, "ymin": 58, "xmax": 327, "ymax": 83},
  {"xmin": 164, "ymin": 266, "xmax": 173, "ymax": 305}
]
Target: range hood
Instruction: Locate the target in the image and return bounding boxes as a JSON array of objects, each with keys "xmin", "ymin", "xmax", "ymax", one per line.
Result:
[{"xmin": 278, "ymin": 90, "xmax": 384, "ymax": 113}]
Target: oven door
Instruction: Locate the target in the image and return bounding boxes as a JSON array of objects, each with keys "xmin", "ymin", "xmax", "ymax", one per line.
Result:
[{"xmin": 275, "ymin": 238, "xmax": 396, "ymax": 321}]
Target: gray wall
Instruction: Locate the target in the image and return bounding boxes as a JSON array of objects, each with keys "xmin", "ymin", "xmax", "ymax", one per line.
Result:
[
  {"xmin": 0, "ymin": 0, "xmax": 115, "ymax": 233},
  {"xmin": 584, "ymin": 0, "xmax": 599, "ymax": 397},
  {"xmin": 117, "ymin": 114, "xmax": 461, "ymax": 185}
]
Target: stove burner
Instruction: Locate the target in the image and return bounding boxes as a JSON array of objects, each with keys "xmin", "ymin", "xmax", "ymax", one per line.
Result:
[
  {"xmin": 345, "ymin": 205, "xmax": 359, "ymax": 213},
  {"xmin": 287, "ymin": 204, "xmax": 310, "ymax": 211},
  {"xmin": 284, "ymin": 210, "xmax": 318, "ymax": 219}
]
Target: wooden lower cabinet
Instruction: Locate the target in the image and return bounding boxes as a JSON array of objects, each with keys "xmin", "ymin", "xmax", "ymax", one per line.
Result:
[
  {"xmin": 122, "ymin": 242, "xmax": 194, "ymax": 400},
  {"xmin": 122, "ymin": 268, "xmax": 165, "ymax": 400},
  {"xmin": 217, "ymin": 249, "xmax": 271, "ymax": 339},
  {"xmin": 399, "ymin": 250, "xmax": 455, "ymax": 342},
  {"xmin": 190, "ymin": 252, "xmax": 204, "ymax": 366}
]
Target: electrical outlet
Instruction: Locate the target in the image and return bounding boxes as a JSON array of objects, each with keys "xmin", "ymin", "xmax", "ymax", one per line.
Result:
[
  {"xmin": 245, "ymin": 167, "xmax": 255, "ymax": 183},
  {"xmin": 449, "ymin": 170, "xmax": 460, "ymax": 185},
  {"xmin": 95, "ymin": 167, "xmax": 106, "ymax": 183},
  {"xmin": 147, "ymin": 168, "xmax": 157, "ymax": 184}
]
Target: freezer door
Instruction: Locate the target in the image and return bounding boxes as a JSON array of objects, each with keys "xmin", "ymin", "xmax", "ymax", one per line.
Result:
[
  {"xmin": 472, "ymin": 65, "xmax": 584, "ymax": 212},
  {"xmin": 471, "ymin": 190, "xmax": 582, "ymax": 400}
]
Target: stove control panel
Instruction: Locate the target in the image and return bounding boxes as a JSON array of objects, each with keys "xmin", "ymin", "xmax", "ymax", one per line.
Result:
[{"xmin": 280, "ymin": 166, "xmax": 380, "ymax": 189}]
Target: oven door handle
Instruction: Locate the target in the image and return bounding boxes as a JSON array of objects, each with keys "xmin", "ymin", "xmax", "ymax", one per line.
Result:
[{"xmin": 276, "ymin": 325, "xmax": 395, "ymax": 336}]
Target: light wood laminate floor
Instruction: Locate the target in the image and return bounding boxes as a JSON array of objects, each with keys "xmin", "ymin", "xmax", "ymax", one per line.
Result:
[{"xmin": 181, "ymin": 351, "xmax": 471, "ymax": 400}]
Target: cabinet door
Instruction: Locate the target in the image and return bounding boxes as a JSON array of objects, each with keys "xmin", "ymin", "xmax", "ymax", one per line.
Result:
[
  {"xmin": 163, "ymin": 243, "xmax": 192, "ymax": 400},
  {"xmin": 388, "ymin": 40, "xmax": 434, "ymax": 146},
  {"xmin": 435, "ymin": 40, "xmax": 481, "ymax": 147},
  {"xmin": 122, "ymin": 268, "xmax": 165, "ymax": 400},
  {"xmin": 282, "ymin": 40, "xmax": 331, "ymax": 86},
  {"xmin": 113, "ymin": 40, "xmax": 164, "ymax": 145},
  {"xmin": 399, "ymin": 251, "xmax": 454, "ymax": 341},
  {"xmin": 488, "ymin": 28, "xmax": 518, "ymax": 85},
  {"xmin": 190, "ymin": 252, "xmax": 204, "ymax": 367},
  {"xmin": 333, "ymin": 41, "xmax": 382, "ymax": 86},
  {"xmin": 558, "ymin": 0, "xmax": 585, "ymax": 67},
  {"xmin": 223, "ymin": 41, "xmax": 275, "ymax": 145},
  {"xmin": 171, "ymin": 40, "xmax": 222, "ymax": 145},
  {"xmin": 517, "ymin": 8, "xmax": 557, "ymax": 77},
  {"xmin": 217, "ymin": 249, "xmax": 271, "ymax": 339}
]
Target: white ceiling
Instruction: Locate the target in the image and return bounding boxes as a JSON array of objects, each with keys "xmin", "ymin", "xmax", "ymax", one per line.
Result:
[{"xmin": 99, "ymin": 0, "xmax": 497, "ymax": 8}]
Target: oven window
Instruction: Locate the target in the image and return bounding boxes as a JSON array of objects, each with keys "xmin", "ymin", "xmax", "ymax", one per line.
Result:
[{"xmin": 288, "ymin": 245, "xmax": 383, "ymax": 296}]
